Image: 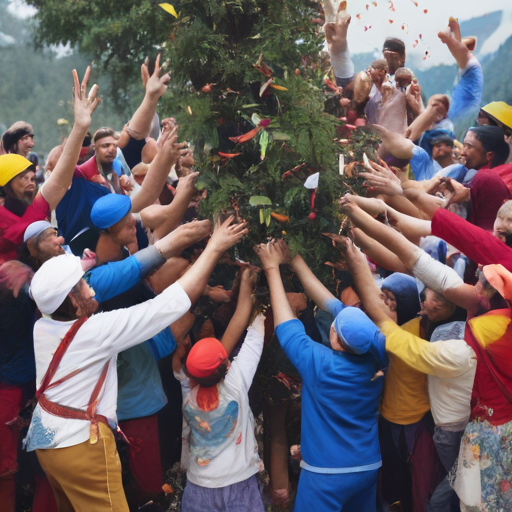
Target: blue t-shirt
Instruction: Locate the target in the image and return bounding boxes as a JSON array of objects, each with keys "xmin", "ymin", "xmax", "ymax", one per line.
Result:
[
  {"xmin": 448, "ymin": 60, "xmax": 484, "ymax": 138},
  {"xmin": 85, "ymin": 256, "xmax": 142, "ymax": 304},
  {"xmin": 0, "ymin": 286, "xmax": 36, "ymax": 386},
  {"xmin": 435, "ymin": 164, "xmax": 477, "ymax": 185},
  {"xmin": 410, "ymin": 145, "xmax": 441, "ymax": 182},
  {"xmin": 275, "ymin": 318, "xmax": 383, "ymax": 472}
]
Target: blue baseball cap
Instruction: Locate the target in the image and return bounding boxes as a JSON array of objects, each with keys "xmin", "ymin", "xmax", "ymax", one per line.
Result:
[
  {"xmin": 333, "ymin": 307, "xmax": 388, "ymax": 366},
  {"xmin": 90, "ymin": 194, "xmax": 131, "ymax": 230}
]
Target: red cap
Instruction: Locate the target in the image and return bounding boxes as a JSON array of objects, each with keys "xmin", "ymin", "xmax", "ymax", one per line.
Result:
[{"xmin": 186, "ymin": 338, "xmax": 228, "ymax": 378}]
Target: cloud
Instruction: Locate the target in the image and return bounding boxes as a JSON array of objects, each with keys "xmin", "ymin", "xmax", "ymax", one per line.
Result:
[{"xmin": 7, "ymin": 0, "xmax": 37, "ymax": 19}]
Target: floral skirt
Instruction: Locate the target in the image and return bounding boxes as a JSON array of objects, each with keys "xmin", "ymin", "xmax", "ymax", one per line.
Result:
[{"xmin": 450, "ymin": 419, "xmax": 512, "ymax": 512}]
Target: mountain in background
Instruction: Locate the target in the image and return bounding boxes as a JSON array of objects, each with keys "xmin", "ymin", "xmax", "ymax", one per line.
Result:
[{"xmin": 351, "ymin": 10, "xmax": 512, "ymax": 106}]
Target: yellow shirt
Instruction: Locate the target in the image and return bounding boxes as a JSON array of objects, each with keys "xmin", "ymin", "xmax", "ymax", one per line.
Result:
[{"xmin": 379, "ymin": 317, "xmax": 430, "ymax": 425}]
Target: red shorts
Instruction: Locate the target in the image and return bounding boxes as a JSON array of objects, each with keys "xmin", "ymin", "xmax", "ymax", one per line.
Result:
[{"xmin": 0, "ymin": 383, "xmax": 23, "ymax": 477}]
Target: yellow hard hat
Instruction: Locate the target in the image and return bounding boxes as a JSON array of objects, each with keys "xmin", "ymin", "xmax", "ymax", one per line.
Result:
[
  {"xmin": 0, "ymin": 154, "xmax": 33, "ymax": 187},
  {"xmin": 481, "ymin": 102, "xmax": 512, "ymax": 130}
]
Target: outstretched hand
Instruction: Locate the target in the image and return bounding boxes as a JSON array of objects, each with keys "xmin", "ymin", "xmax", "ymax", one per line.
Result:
[
  {"xmin": 324, "ymin": 9, "xmax": 351, "ymax": 45},
  {"xmin": 157, "ymin": 124, "xmax": 188, "ymax": 166},
  {"xmin": 360, "ymin": 159, "xmax": 403, "ymax": 196},
  {"xmin": 209, "ymin": 216, "xmax": 248, "ymax": 254},
  {"xmin": 143, "ymin": 54, "xmax": 171, "ymax": 99},
  {"xmin": 176, "ymin": 171, "xmax": 199, "ymax": 198},
  {"xmin": 254, "ymin": 239, "xmax": 291, "ymax": 271},
  {"xmin": 72, "ymin": 66, "xmax": 100, "ymax": 129}
]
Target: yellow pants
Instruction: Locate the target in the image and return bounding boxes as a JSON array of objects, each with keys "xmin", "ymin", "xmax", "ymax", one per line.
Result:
[{"xmin": 36, "ymin": 423, "xmax": 129, "ymax": 512}]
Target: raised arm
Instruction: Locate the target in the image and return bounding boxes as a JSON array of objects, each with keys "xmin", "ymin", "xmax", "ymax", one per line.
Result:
[
  {"xmin": 130, "ymin": 125, "xmax": 185, "ymax": 213},
  {"xmin": 344, "ymin": 192, "xmax": 432, "ymax": 242},
  {"xmin": 178, "ymin": 216, "xmax": 248, "ymax": 305},
  {"xmin": 374, "ymin": 124, "xmax": 414, "ymax": 161},
  {"xmin": 324, "ymin": 7, "xmax": 354, "ymax": 84},
  {"xmin": 340, "ymin": 197, "xmax": 481, "ymax": 313},
  {"xmin": 406, "ymin": 100, "xmax": 447, "ymax": 141},
  {"xmin": 289, "ymin": 252, "xmax": 337, "ymax": 312},
  {"xmin": 220, "ymin": 266, "xmax": 258, "ymax": 356},
  {"xmin": 139, "ymin": 171, "xmax": 199, "ymax": 241},
  {"xmin": 255, "ymin": 240, "xmax": 295, "ymax": 327},
  {"xmin": 119, "ymin": 55, "xmax": 170, "ymax": 145},
  {"xmin": 43, "ymin": 68, "xmax": 100, "ymax": 210},
  {"xmin": 348, "ymin": 228, "xmax": 409, "ymax": 274},
  {"xmin": 342, "ymin": 237, "xmax": 391, "ymax": 326}
]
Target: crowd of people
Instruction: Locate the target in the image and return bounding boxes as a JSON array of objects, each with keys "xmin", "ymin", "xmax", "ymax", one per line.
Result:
[{"xmin": 1, "ymin": 4, "xmax": 512, "ymax": 512}]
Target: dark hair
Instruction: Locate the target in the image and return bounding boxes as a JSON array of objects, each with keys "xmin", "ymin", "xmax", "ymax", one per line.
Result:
[
  {"xmin": 93, "ymin": 127, "xmax": 118, "ymax": 144},
  {"xmin": 1, "ymin": 121, "xmax": 34, "ymax": 153},
  {"xmin": 187, "ymin": 359, "xmax": 229, "ymax": 388},
  {"xmin": 383, "ymin": 37, "xmax": 406, "ymax": 54},
  {"xmin": 51, "ymin": 281, "xmax": 83, "ymax": 321},
  {"xmin": 469, "ymin": 126, "xmax": 510, "ymax": 168}
]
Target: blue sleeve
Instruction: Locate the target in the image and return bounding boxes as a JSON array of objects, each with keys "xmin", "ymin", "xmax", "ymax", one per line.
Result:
[
  {"xmin": 147, "ymin": 327, "xmax": 177, "ymax": 361},
  {"xmin": 86, "ymin": 256, "xmax": 142, "ymax": 304},
  {"xmin": 275, "ymin": 319, "xmax": 327, "ymax": 376},
  {"xmin": 410, "ymin": 145, "xmax": 435, "ymax": 181},
  {"xmin": 325, "ymin": 298, "xmax": 344, "ymax": 319},
  {"xmin": 436, "ymin": 164, "xmax": 470, "ymax": 184}
]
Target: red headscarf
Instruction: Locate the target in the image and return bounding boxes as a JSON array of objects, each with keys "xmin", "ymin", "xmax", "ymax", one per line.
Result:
[
  {"xmin": 186, "ymin": 338, "xmax": 228, "ymax": 412},
  {"xmin": 186, "ymin": 338, "xmax": 227, "ymax": 378}
]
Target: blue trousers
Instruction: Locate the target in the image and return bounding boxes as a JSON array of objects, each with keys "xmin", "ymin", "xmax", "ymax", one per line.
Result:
[{"xmin": 294, "ymin": 468, "xmax": 378, "ymax": 512}]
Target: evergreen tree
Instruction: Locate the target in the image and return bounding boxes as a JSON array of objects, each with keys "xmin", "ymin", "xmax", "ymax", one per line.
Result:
[{"xmin": 157, "ymin": 0, "xmax": 379, "ymax": 282}]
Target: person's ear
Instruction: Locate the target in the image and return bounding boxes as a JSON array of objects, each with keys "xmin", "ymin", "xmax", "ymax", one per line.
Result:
[
  {"xmin": 486, "ymin": 151, "xmax": 495, "ymax": 166},
  {"xmin": 69, "ymin": 292, "xmax": 79, "ymax": 310}
]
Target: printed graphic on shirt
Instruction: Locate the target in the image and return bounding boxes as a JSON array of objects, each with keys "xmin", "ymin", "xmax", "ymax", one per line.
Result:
[
  {"xmin": 183, "ymin": 396, "xmax": 239, "ymax": 467},
  {"xmin": 25, "ymin": 407, "xmax": 57, "ymax": 450}
]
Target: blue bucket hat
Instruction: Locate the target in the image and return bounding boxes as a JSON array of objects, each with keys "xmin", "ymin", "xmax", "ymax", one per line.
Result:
[
  {"xmin": 419, "ymin": 129, "xmax": 455, "ymax": 159},
  {"xmin": 381, "ymin": 273, "xmax": 420, "ymax": 326},
  {"xmin": 333, "ymin": 306, "xmax": 388, "ymax": 366},
  {"xmin": 90, "ymin": 194, "xmax": 131, "ymax": 230}
]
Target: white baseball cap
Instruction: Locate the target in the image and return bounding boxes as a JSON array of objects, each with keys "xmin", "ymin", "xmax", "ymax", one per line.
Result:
[
  {"xmin": 30, "ymin": 254, "xmax": 85, "ymax": 315},
  {"xmin": 23, "ymin": 220, "xmax": 55, "ymax": 243}
]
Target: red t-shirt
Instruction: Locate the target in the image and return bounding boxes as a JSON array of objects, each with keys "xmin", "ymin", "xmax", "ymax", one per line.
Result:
[
  {"xmin": 0, "ymin": 193, "xmax": 50, "ymax": 263},
  {"xmin": 431, "ymin": 208, "xmax": 512, "ymax": 272},
  {"xmin": 490, "ymin": 163, "xmax": 512, "ymax": 195}
]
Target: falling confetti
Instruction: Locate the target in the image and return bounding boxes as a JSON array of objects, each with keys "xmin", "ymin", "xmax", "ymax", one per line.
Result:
[
  {"xmin": 410, "ymin": 0, "xmax": 418, "ymax": 5},
  {"xmin": 388, "ymin": 0, "xmax": 395, "ymax": 11},
  {"xmin": 389, "ymin": 19, "xmax": 394, "ymax": 23},
  {"xmin": 413, "ymin": 39, "xmax": 419, "ymax": 47},
  {"xmin": 366, "ymin": 4, "xmax": 369, "ymax": 10},
  {"xmin": 401, "ymin": 23, "xmax": 409, "ymax": 33},
  {"xmin": 372, "ymin": 1, "xmax": 377, "ymax": 5},
  {"xmin": 356, "ymin": 13, "xmax": 361, "ymax": 19},
  {"xmin": 423, "ymin": 9, "xmax": 428, "ymax": 13}
]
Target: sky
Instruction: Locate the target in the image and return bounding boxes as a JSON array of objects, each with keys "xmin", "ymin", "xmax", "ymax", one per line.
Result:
[
  {"xmin": 5, "ymin": 0, "xmax": 512, "ymax": 68},
  {"xmin": 334, "ymin": 0, "xmax": 512, "ymax": 67}
]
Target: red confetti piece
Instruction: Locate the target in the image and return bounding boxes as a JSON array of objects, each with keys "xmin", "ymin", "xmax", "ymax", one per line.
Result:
[
  {"xmin": 372, "ymin": 1, "xmax": 377, "ymax": 5},
  {"xmin": 424, "ymin": 9, "xmax": 428, "ymax": 13},
  {"xmin": 413, "ymin": 40, "xmax": 419, "ymax": 47},
  {"xmin": 389, "ymin": 19, "xmax": 394, "ymax": 23},
  {"xmin": 366, "ymin": 4, "xmax": 369, "ymax": 10},
  {"xmin": 356, "ymin": 13, "xmax": 361, "ymax": 19}
]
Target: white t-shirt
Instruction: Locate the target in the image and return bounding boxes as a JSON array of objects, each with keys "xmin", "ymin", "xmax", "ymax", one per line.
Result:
[
  {"xmin": 25, "ymin": 282, "xmax": 191, "ymax": 451},
  {"xmin": 175, "ymin": 314, "xmax": 265, "ymax": 488}
]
